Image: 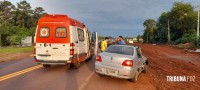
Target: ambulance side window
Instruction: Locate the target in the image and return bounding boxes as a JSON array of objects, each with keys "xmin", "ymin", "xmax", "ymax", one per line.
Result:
[
  {"xmin": 56, "ymin": 27, "xmax": 67, "ymax": 38},
  {"xmin": 39, "ymin": 27, "xmax": 50, "ymax": 38},
  {"xmin": 77, "ymin": 28, "xmax": 84, "ymax": 41}
]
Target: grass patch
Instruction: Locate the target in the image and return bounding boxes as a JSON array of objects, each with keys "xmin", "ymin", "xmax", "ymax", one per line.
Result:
[
  {"xmin": 176, "ymin": 44, "xmax": 185, "ymax": 49},
  {"xmin": 0, "ymin": 46, "xmax": 33, "ymax": 53}
]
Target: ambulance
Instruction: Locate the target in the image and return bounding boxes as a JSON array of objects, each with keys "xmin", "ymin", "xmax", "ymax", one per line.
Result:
[{"xmin": 34, "ymin": 14, "xmax": 98, "ymax": 68}]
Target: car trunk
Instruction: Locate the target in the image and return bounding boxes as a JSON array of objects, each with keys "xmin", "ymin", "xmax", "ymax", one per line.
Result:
[{"xmin": 100, "ymin": 52, "xmax": 133, "ymax": 68}]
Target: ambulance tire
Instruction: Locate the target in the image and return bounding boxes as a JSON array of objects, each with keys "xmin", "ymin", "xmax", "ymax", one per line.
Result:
[
  {"xmin": 88, "ymin": 55, "xmax": 93, "ymax": 60},
  {"xmin": 43, "ymin": 64, "xmax": 50, "ymax": 68},
  {"xmin": 73, "ymin": 61, "xmax": 81, "ymax": 69},
  {"xmin": 66, "ymin": 64, "xmax": 71, "ymax": 70},
  {"xmin": 86, "ymin": 55, "xmax": 93, "ymax": 61}
]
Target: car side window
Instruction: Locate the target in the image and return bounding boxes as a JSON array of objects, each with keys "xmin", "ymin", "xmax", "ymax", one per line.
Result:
[{"xmin": 136, "ymin": 48, "xmax": 142, "ymax": 58}]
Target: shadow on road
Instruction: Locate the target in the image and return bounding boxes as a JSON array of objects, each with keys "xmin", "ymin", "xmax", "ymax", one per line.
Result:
[{"xmin": 65, "ymin": 68, "xmax": 79, "ymax": 90}]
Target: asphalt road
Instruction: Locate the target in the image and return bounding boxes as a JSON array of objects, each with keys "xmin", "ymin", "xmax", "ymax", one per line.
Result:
[{"xmin": 0, "ymin": 56, "xmax": 151, "ymax": 90}]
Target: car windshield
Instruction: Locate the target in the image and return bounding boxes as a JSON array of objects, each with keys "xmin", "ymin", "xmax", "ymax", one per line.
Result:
[{"xmin": 105, "ymin": 45, "xmax": 134, "ymax": 55}]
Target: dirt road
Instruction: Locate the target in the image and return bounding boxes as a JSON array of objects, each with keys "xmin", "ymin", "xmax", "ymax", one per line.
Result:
[{"xmin": 134, "ymin": 43, "xmax": 200, "ymax": 90}]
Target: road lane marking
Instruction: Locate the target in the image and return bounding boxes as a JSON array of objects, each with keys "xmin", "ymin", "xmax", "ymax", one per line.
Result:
[
  {"xmin": 78, "ymin": 72, "xmax": 95, "ymax": 90},
  {"xmin": 0, "ymin": 65, "xmax": 42, "ymax": 82},
  {"xmin": 1, "ymin": 65, "xmax": 41, "ymax": 80}
]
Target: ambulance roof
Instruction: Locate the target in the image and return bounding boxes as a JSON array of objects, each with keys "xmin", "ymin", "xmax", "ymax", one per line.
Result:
[{"xmin": 38, "ymin": 14, "xmax": 85, "ymax": 28}]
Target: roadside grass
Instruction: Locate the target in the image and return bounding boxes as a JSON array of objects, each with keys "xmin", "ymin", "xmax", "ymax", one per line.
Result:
[
  {"xmin": 0, "ymin": 46, "xmax": 33, "ymax": 53},
  {"xmin": 176, "ymin": 44, "xmax": 185, "ymax": 49}
]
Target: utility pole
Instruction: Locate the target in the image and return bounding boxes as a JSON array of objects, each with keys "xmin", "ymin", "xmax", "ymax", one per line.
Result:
[
  {"xmin": 146, "ymin": 31, "xmax": 149, "ymax": 43},
  {"xmin": 168, "ymin": 19, "xmax": 171, "ymax": 43},
  {"xmin": 197, "ymin": 7, "xmax": 199, "ymax": 46},
  {"xmin": 144, "ymin": 26, "xmax": 149, "ymax": 43}
]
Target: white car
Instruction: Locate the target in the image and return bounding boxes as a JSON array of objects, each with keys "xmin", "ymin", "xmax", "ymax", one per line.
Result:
[{"xmin": 95, "ymin": 45, "xmax": 148, "ymax": 82}]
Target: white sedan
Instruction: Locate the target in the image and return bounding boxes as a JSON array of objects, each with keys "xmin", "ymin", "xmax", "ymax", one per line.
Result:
[{"xmin": 95, "ymin": 45, "xmax": 148, "ymax": 82}]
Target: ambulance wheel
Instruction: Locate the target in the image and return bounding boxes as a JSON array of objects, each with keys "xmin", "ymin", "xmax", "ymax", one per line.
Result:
[
  {"xmin": 66, "ymin": 64, "xmax": 71, "ymax": 70},
  {"xmin": 88, "ymin": 55, "xmax": 93, "ymax": 60},
  {"xmin": 43, "ymin": 64, "xmax": 50, "ymax": 68},
  {"xmin": 73, "ymin": 61, "xmax": 81, "ymax": 69},
  {"xmin": 86, "ymin": 55, "xmax": 93, "ymax": 62}
]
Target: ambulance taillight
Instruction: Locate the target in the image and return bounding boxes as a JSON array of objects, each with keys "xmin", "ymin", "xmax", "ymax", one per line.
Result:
[
  {"xmin": 34, "ymin": 43, "xmax": 36, "ymax": 54},
  {"xmin": 70, "ymin": 43, "xmax": 74, "ymax": 56}
]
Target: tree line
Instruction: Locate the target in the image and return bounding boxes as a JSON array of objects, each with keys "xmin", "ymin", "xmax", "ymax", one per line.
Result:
[
  {"xmin": 0, "ymin": 0, "xmax": 46, "ymax": 47},
  {"xmin": 142, "ymin": 1, "xmax": 199, "ymax": 46}
]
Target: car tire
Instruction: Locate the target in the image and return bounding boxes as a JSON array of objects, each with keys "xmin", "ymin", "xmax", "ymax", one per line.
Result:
[
  {"xmin": 142, "ymin": 63, "xmax": 148, "ymax": 73},
  {"xmin": 97, "ymin": 73, "xmax": 104, "ymax": 77},
  {"xmin": 43, "ymin": 64, "xmax": 50, "ymax": 68},
  {"xmin": 129, "ymin": 71, "xmax": 139, "ymax": 82}
]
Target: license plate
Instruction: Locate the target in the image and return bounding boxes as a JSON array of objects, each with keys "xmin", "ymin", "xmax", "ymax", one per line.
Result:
[
  {"xmin": 40, "ymin": 56, "xmax": 49, "ymax": 59},
  {"xmin": 107, "ymin": 69, "xmax": 118, "ymax": 75},
  {"xmin": 108, "ymin": 69, "xmax": 115, "ymax": 73}
]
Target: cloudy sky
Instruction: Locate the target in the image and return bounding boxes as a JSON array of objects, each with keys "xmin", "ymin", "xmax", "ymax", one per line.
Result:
[{"xmin": 10, "ymin": 0, "xmax": 200, "ymax": 37}]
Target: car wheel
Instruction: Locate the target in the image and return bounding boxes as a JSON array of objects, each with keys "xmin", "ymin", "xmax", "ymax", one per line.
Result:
[
  {"xmin": 43, "ymin": 64, "xmax": 50, "ymax": 68},
  {"xmin": 142, "ymin": 63, "xmax": 148, "ymax": 73},
  {"xmin": 129, "ymin": 71, "xmax": 139, "ymax": 82},
  {"xmin": 97, "ymin": 73, "xmax": 104, "ymax": 77}
]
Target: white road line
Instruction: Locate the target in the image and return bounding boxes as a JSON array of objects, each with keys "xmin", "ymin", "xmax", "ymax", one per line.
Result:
[{"xmin": 78, "ymin": 72, "xmax": 95, "ymax": 90}]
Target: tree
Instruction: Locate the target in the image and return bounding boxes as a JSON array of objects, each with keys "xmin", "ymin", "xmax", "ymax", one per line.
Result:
[
  {"xmin": 0, "ymin": 0, "xmax": 15, "ymax": 25},
  {"xmin": 0, "ymin": 0, "xmax": 46, "ymax": 46},
  {"xmin": 145, "ymin": 1, "xmax": 198, "ymax": 44},
  {"xmin": 0, "ymin": 0, "xmax": 15, "ymax": 47},
  {"xmin": 143, "ymin": 19, "xmax": 157, "ymax": 43},
  {"xmin": 32, "ymin": 7, "xmax": 45, "ymax": 27},
  {"xmin": 156, "ymin": 12, "xmax": 169, "ymax": 43},
  {"xmin": 15, "ymin": 0, "xmax": 32, "ymax": 28},
  {"xmin": 168, "ymin": 2, "xmax": 197, "ymax": 41}
]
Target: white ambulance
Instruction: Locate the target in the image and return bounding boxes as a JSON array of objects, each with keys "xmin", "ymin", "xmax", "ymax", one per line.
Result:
[{"xmin": 34, "ymin": 14, "xmax": 98, "ymax": 68}]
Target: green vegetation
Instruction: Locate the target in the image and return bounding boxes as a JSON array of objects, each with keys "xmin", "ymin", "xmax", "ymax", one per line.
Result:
[
  {"xmin": 143, "ymin": 19, "xmax": 157, "ymax": 43},
  {"xmin": 0, "ymin": 0, "xmax": 46, "ymax": 47},
  {"xmin": 142, "ymin": 1, "xmax": 200, "ymax": 47},
  {"xmin": 0, "ymin": 46, "xmax": 33, "ymax": 53}
]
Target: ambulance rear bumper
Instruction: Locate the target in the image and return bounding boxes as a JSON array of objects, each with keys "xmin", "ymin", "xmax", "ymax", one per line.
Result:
[{"xmin": 34, "ymin": 56, "xmax": 73, "ymax": 65}]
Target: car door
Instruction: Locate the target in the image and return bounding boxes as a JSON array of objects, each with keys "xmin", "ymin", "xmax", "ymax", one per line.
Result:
[
  {"xmin": 51, "ymin": 27, "xmax": 70, "ymax": 61},
  {"xmin": 36, "ymin": 26, "xmax": 52, "ymax": 61},
  {"xmin": 91, "ymin": 32, "xmax": 98, "ymax": 55},
  {"xmin": 136, "ymin": 47, "xmax": 143, "ymax": 72}
]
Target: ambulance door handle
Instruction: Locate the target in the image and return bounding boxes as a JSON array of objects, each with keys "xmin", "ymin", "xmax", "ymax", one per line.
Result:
[
  {"xmin": 49, "ymin": 43, "xmax": 51, "ymax": 47},
  {"xmin": 75, "ymin": 41, "xmax": 78, "ymax": 43},
  {"xmin": 44, "ymin": 43, "xmax": 47, "ymax": 47},
  {"xmin": 53, "ymin": 47, "xmax": 58, "ymax": 49}
]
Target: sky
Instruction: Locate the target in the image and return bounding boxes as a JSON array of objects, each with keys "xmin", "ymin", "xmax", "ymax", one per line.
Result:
[{"xmin": 10, "ymin": 0, "xmax": 200, "ymax": 37}]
